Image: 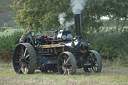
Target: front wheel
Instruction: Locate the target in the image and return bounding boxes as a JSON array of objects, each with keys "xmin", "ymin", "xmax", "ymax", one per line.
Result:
[
  {"xmin": 57, "ymin": 52, "xmax": 76, "ymax": 75},
  {"xmin": 84, "ymin": 50, "xmax": 102, "ymax": 73}
]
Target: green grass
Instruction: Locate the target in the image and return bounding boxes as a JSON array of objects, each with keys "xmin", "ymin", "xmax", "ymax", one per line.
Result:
[
  {"xmin": 0, "ymin": 63, "xmax": 11, "ymax": 68},
  {"xmin": 0, "ymin": 69, "xmax": 128, "ymax": 85},
  {"xmin": 0, "ymin": 63, "xmax": 12, "ymax": 68},
  {"xmin": 0, "ymin": 62, "xmax": 128, "ymax": 85}
]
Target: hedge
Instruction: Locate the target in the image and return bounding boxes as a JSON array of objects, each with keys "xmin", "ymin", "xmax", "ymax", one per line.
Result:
[
  {"xmin": 0, "ymin": 30, "xmax": 128, "ymax": 64},
  {"xmin": 86, "ymin": 31, "xmax": 128, "ymax": 61},
  {"xmin": 0, "ymin": 31, "xmax": 22, "ymax": 62}
]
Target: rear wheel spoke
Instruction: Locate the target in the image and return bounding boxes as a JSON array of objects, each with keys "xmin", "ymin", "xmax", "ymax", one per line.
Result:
[
  {"xmin": 21, "ymin": 47, "xmax": 24, "ymax": 53},
  {"xmin": 19, "ymin": 64, "xmax": 23, "ymax": 73},
  {"xmin": 22, "ymin": 67, "xmax": 29, "ymax": 74},
  {"xmin": 26, "ymin": 54, "xmax": 29, "ymax": 58},
  {"xmin": 24, "ymin": 48, "xmax": 27, "ymax": 56},
  {"xmin": 16, "ymin": 61, "xmax": 20, "ymax": 63},
  {"xmin": 17, "ymin": 52, "xmax": 21, "ymax": 56},
  {"xmin": 67, "ymin": 68, "xmax": 70, "ymax": 75}
]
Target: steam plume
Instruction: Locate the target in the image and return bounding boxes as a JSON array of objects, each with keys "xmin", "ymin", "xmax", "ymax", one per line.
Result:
[
  {"xmin": 65, "ymin": 19, "xmax": 74, "ymax": 28},
  {"xmin": 58, "ymin": 13, "xmax": 74, "ymax": 28},
  {"xmin": 71, "ymin": 0, "xmax": 87, "ymax": 14},
  {"xmin": 58, "ymin": 12, "xmax": 66, "ymax": 26}
]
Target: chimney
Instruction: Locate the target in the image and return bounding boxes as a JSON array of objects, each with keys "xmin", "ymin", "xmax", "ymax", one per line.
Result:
[{"xmin": 75, "ymin": 14, "xmax": 82, "ymax": 40}]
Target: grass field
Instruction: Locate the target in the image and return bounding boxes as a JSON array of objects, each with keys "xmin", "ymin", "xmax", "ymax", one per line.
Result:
[{"xmin": 0, "ymin": 62, "xmax": 128, "ymax": 85}]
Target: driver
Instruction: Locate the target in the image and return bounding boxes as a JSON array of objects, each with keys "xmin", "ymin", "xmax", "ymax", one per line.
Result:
[
  {"xmin": 26, "ymin": 28, "xmax": 32, "ymax": 36},
  {"xmin": 19, "ymin": 28, "xmax": 32, "ymax": 43}
]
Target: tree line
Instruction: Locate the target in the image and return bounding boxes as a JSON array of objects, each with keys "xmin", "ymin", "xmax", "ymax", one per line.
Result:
[
  {"xmin": 0, "ymin": 0, "xmax": 128, "ymax": 32},
  {"xmin": 10, "ymin": 0, "xmax": 128, "ymax": 32}
]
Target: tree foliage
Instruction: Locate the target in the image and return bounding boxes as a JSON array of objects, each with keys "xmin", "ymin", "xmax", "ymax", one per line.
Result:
[
  {"xmin": 82, "ymin": 0, "xmax": 128, "ymax": 32},
  {"xmin": 12, "ymin": 0, "xmax": 128, "ymax": 31},
  {"xmin": 12, "ymin": 0, "xmax": 71, "ymax": 30}
]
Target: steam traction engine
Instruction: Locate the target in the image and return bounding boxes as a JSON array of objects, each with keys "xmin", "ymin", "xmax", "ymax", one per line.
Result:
[{"xmin": 13, "ymin": 14, "xmax": 102, "ymax": 75}]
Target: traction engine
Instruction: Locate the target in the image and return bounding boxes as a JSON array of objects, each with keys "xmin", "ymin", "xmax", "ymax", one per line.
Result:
[{"xmin": 13, "ymin": 14, "xmax": 102, "ymax": 75}]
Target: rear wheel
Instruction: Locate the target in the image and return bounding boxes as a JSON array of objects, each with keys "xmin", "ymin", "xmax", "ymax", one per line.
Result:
[
  {"xmin": 84, "ymin": 50, "xmax": 102, "ymax": 73},
  {"xmin": 57, "ymin": 52, "xmax": 76, "ymax": 75},
  {"xmin": 13, "ymin": 43, "xmax": 37, "ymax": 74}
]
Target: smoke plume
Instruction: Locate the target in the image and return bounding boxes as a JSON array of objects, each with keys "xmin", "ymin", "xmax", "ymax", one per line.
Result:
[
  {"xmin": 58, "ymin": 13, "xmax": 74, "ymax": 28},
  {"xmin": 71, "ymin": 0, "xmax": 87, "ymax": 14},
  {"xmin": 58, "ymin": 12, "xmax": 66, "ymax": 26},
  {"xmin": 65, "ymin": 19, "xmax": 74, "ymax": 28}
]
